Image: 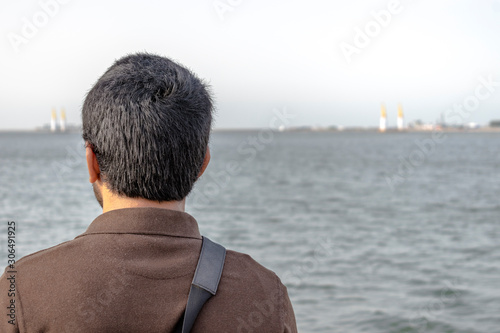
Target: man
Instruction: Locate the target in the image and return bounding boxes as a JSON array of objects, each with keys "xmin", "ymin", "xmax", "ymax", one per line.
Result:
[{"xmin": 0, "ymin": 53, "xmax": 297, "ymax": 332}]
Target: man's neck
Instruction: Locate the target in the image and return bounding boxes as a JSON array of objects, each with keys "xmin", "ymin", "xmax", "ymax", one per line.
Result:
[{"xmin": 102, "ymin": 193, "xmax": 186, "ymax": 214}]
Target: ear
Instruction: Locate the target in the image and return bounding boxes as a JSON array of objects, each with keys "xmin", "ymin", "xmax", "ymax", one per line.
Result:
[
  {"xmin": 86, "ymin": 143, "xmax": 101, "ymax": 183},
  {"xmin": 198, "ymin": 146, "xmax": 211, "ymax": 178}
]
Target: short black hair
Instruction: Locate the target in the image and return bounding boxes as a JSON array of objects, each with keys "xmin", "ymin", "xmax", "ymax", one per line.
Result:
[{"xmin": 82, "ymin": 53, "xmax": 213, "ymax": 201}]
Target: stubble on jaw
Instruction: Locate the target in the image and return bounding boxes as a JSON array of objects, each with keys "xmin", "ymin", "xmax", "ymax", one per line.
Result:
[{"xmin": 93, "ymin": 182, "xmax": 104, "ymax": 208}]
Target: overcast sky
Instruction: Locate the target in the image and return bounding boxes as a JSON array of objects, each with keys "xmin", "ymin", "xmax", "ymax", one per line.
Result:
[{"xmin": 1, "ymin": 0, "xmax": 499, "ymax": 130}]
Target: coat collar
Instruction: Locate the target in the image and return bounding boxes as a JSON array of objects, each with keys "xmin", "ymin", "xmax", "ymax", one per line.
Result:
[{"xmin": 77, "ymin": 207, "xmax": 201, "ymax": 240}]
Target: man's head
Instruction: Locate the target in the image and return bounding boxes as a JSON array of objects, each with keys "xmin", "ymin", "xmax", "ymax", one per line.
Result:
[{"xmin": 82, "ymin": 53, "xmax": 213, "ymax": 207}]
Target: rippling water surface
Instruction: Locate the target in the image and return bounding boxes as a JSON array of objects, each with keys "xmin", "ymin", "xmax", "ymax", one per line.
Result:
[{"xmin": 1, "ymin": 131, "xmax": 499, "ymax": 333}]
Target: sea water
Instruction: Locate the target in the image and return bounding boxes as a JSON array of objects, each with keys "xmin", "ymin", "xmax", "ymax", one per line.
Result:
[{"xmin": 1, "ymin": 131, "xmax": 499, "ymax": 333}]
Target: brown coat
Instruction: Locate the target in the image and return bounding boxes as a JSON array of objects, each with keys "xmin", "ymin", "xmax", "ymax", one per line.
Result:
[{"xmin": 0, "ymin": 208, "xmax": 297, "ymax": 332}]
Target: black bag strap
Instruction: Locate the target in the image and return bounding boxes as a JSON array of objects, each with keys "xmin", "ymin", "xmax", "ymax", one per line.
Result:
[{"xmin": 175, "ymin": 236, "xmax": 226, "ymax": 333}]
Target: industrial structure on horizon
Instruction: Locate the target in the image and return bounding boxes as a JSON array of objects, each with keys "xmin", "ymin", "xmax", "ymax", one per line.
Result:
[
  {"xmin": 50, "ymin": 108, "xmax": 67, "ymax": 132},
  {"xmin": 380, "ymin": 103, "xmax": 405, "ymax": 132},
  {"xmin": 397, "ymin": 104, "xmax": 404, "ymax": 131},
  {"xmin": 379, "ymin": 104, "xmax": 388, "ymax": 132}
]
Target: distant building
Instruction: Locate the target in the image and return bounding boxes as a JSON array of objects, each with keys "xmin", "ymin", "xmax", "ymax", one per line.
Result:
[
  {"xmin": 467, "ymin": 122, "xmax": 480, "ymax": 129},
  {"xmin": 490, "ymin": 120, "xmax": 500, "ymax": 128}
]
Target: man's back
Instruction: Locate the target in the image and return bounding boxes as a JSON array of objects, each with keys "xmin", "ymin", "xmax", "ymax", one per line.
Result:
[
  {"xmin": 0, "ymin": 208, "xmax": 296, "ymax": 332},
  {"xmin": 0, "ymin": 53, "xmax": 297, "ymax": 332}
]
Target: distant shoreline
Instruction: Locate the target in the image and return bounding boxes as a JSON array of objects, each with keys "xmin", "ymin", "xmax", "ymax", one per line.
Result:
[
  {"xmin": 214, "ymin": 127, "xmax": 500, "ymax": 133},
  {"xmin": 1, "ymin": 127, "xmax": 500, "ymax": 134}
]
